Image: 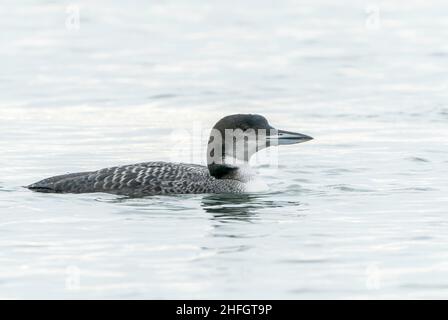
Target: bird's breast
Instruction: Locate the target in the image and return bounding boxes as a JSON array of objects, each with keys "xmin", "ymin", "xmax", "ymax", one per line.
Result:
[{"xmin": 243, "ymin": 177, "xmax": 269, "ymax": 193}]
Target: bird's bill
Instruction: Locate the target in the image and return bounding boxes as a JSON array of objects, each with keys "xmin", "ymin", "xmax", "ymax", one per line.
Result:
[{"xmin": 267, "ymin": 129, "xmax": 313, "ymax": 145}]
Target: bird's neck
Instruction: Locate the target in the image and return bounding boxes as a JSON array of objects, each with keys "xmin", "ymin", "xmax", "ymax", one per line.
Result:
[{"xmin": 207, "ymin": 155, "xmax": 255, "ymax": 182}]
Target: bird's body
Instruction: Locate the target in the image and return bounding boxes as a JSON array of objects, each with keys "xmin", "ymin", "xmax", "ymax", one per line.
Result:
[
  {"xmin": 28, "ymin": 114, "xmax": 312, "ymax": 197},
  {"xmin": 28, "ymin": 161, "xmax": 248, "ymax": 196}
]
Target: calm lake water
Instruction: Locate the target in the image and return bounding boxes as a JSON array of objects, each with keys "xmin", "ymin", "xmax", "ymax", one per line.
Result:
[{"xmin": 0, "ymin": 0, "xmax": 448, "ymax": 299}]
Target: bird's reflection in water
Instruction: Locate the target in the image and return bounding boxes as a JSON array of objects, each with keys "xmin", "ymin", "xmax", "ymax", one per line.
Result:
[
  {"xmin": 201, "ymin": 193, "xmax": 299, "ymax": 223},
  {"xmin": 201, "ymin": 194, "xmax": 259, "ymax": 222}
]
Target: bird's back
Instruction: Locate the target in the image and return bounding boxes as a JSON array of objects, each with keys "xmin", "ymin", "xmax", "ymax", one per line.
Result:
[{"xmin": 27, "ymin": 162, "xmax": 222, "ymax": 196}]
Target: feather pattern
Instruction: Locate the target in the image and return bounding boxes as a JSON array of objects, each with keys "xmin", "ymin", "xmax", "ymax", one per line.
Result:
[{"xmin": 27, "ymin": 162, "xmax": 246, "ymax": 196}]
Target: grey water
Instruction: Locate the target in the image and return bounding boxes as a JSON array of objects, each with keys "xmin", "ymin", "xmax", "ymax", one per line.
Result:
[{"xmin": 0, "ymin": 0, "xmax": 448, "ymax": 299}]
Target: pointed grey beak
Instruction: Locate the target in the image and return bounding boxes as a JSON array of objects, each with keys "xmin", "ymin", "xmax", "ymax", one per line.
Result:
[{"xmin": 268, "ymin": 129, "xmax": 313, "ymax": 145}]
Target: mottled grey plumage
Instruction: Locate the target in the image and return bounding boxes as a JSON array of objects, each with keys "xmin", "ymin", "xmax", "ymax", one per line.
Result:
[{"xmin": 28, "ymin": 162, "xmax": 245, "ymax": 196}]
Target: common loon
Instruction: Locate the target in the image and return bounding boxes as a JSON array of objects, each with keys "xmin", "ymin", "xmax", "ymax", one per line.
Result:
[{"xmin": 28, "ymin": 114, "xmax": 312, "ymax": 196}]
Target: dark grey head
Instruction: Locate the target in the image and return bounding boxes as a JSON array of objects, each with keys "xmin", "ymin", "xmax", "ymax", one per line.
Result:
[
  {"xmin": 207, "ymin": 114, "xmax": 313, "ymax": 179},
  {"xmin": 212, "ymin": 114, "xmax": 271, "ymax": 131}
]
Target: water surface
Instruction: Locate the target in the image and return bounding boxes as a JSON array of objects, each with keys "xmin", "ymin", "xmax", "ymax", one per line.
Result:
[{"xmin": 0, "ymin": 0, "xmax": 447, "ymax": 299}]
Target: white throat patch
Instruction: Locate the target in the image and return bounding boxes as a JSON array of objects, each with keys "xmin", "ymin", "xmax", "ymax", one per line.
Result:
[{"xmin": 225, "ymin": 159, "xmax": 269, "ymax": 193}]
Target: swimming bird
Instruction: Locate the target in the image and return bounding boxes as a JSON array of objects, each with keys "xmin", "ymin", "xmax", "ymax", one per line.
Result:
[{"xmin": 27, "ymin": 114, "xmax": 312, "ymax": 196}]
